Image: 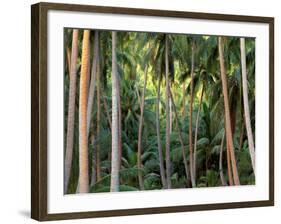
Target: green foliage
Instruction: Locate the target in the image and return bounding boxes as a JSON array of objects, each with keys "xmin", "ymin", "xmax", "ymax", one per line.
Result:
[{"xmin": 64, "ymin": 29, "xmax": 256, "ymax": 193}]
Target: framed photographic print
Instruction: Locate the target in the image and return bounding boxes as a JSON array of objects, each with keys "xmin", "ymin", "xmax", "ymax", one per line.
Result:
[{"xmin": 31, "ymin": 2, "xmax": 274, "ymax": 221}]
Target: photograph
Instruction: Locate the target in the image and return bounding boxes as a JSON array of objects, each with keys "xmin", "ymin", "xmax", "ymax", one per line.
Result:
[{"xmin": 63, "ymin": 29, "xmax": 256, "ymax": 194}]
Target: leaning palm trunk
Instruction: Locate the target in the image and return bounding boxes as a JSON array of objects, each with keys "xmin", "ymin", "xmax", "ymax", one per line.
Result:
[
  {"xmin": 110, "ymin": 31, "xmax": 120, "ymax": 192},
  {"xmin": 218, "ymin": 37, "xmax": 240, "ymax": 185},
  {"xmin": 165, "ymin": 35, "xmax": 172, "ymax": 189},
  {"xmin": 169, "ymin": 85, "xmax": 189, "ymax": 185},
  {"xmin": 156, "ymin": 77, "xmax": 167, "ymax": 188},
  {"xmin": 189, "ymin": 42, "xmax": 196, "ymax": 187},
  {"xmin": 193, "ymin": 83, "xmax": 205, "ymax": 182},
  {"xmin": 78, "ymin": 30, "xmax": 91, "ymax": 193},
  {"xmin": 64, "ymin": 29, "xmax": 79, "ymax": 194},
  {"xmin": 219, "ymin": 131, "xmax": 227, "ymax": 186},
  {"xmin": 240, "ymin": 38, "xmax": 255, "ymax": 175},
  {"xmin": 137, "ymin": 65, "xmax": 149, "ymax": 190}
]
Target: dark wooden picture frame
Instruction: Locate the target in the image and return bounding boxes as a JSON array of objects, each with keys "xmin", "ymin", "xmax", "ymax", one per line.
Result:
[{"xmin": 31, "ymin": 2, "xmax": 274, "ymax": 221}]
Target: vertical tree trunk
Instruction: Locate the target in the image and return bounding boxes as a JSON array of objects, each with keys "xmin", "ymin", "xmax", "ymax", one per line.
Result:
[
  {"xmin": 87, "ymin": 31, "xmax": 99, "ymax": 138},
  {"xmin": 165, "ymin": 35, "xmax": 172, "ymax": 189},
  {"xmin": 137, "ymin": 65, "xmax": 149, "ymax": 190},
  {"xmin": 96, "ymin": 42, "xmax": 101, "ymax": 181},
  {"xmin": 66, "ymin": 47, "xmax": 71, "ymax": 76},
  {"xmin": 189, "ymin": 42, "xmax": 196, "ymax": 187},
  {"xmin": 156, "ymin": 77, "xmax": 167, "ymax": 188},
  {"xmin": 169, "ymin": 85, "xmax": 190, "ymax": 185},
  {"xmin": 117, "ymin": 77, "xmax": 122, "ymax": 170},
  {"xmin": 78, "ymin": 30, "xmax": 90, "ymax": 193},
  {"xmin": 110, "ymin": 31, "xmax": 120, "ymax": 192},
  {"xmin": 64, "ymin": 29, "xmax": 79, "ymax": 194},
  {"xmin": 240, "ymin": 38, "xmax": 255, "ymax": 174},
  {"xmin": 218, "ymin": 37, "xmax": 240, "ymax": 185},
  {"xmin": 193, "ymin": 83, "xmax": 205, "ymax": 182},
  {"xmin": 87, "ymin": 31, "xmax": 100, "ymax": 187},
  {"xmin": 219, "ymin": 131, "xmax": 227, "ymax": 186}
]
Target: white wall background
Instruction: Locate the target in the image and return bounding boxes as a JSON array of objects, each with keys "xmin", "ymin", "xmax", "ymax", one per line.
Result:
[{"xmin": 0, "ymin": 0, "xmax": 279, "ymax": 223}]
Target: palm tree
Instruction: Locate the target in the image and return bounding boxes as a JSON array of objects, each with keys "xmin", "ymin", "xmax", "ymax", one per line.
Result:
[
  {"xmin": 137, "ymin": 64, "xmax": 149, "ymax": 190},
  {"xmin": 110, "ymin": 31, "xmax": 120, "ymax": 192},
  {"xmin": 79, "ymin": 30, "xmax": 91, "ymax": 193},
  {"xmin": 169, "ymin": 85, "xmax": 189, "ymax": 185},
  {"xmin": 156, "ymin": 76, "xmax": 167, "ymax": 188},
  {"xmin": 219, "ymin": 131, "xmax": 227, "ymax": 186},
  {"xmin": 64, "ymin": 29, "xmax": 79, "ymax": 193},
  {"xmin": 218, "ymin": 36, "xmax": 240, "ymax": 185},
  {"xmin": 86, "ymin": 31, "xmax": 99, "ymax": 187},
  {"xmin": 189, "ymin": 40, "xmax": 196, "ymax": 187},
  {"xmin": 165, "ymin": 34, "xmax": 172, "ymax": 188},
  {"xmin": 240, "ymin": 37, "xmax": 255, "ymax": 174}
]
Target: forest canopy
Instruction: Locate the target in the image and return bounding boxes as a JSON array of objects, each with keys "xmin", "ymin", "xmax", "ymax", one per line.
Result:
[{"xmin": 64, "ymin": 29, "xmax": 255, "ymax": 194}]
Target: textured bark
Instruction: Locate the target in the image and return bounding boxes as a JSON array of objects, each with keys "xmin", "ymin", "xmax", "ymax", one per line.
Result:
[
  {"xmin": 240, "ymin": 38, "xmax": 255, "ymax": 174},
  {"xmin": 78, "ymin": 30, "xmax": 90, "ymax": 193},
  {"xmin": 165, "ymin": 35, "xmax": 172, "ymax": 189},
  {"xmin": 110, "ymin": 31, "xmax": 120, "ymax": 192},
  {"xmin": 193, "ymin": 83, "xmax": 204, "ymax": 182},
  {"xmin": 64, "ymin": 29, "xmax": 79, "ymax": 194},
  {"xmin": 156, "ymin": 77, "xmax": 167, "ymax": 188},
  {"xmin": 66, "ymin": 47, "xmax": 71, "ymax": 76},
  {"xmin": 86, "ymin": 31, "xmax": 100, "ymax": 187},
  {"xmin": 137, "ymin": 65, "xmax": 148, "ymax": 190},
  {"xmin": 117, "ymin": 77, "xmax": 122, "ymax": 170},
  {"xmin": 96, "ymin": 46, "xmax": 101, "ymax": 181},
  {"xmin": 169, "ymin": 95, "xmax": 173, "ymax": 134},
  {"xmin": 218, "ymin": 37, "xmax": 240, "ymax": 185},
  {"xmin": 169, "ymin": 85, "xmax": 189, "ymax": 185},
  {"xmin": 87, "ymin": 31, "xmax": 99, "ymax": 138},
  {"xmin": 219, "ymin": 132, "xmax": 227, "ymax": 186},
  {"xmin": 189, "ymin": 42, "xmax": 196, "ymax": 187}
]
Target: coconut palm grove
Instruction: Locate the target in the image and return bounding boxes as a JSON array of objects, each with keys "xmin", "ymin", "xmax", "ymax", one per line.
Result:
[{"xmin": 64, "ymin": 29, "xmax": 255, "ymax": 194}]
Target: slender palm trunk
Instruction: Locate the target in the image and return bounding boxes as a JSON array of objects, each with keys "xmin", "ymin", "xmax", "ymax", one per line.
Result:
[
  {"xmin": 193, "ymin": 83, "xmax": 205, "ymax": 182},
  {"xmin": 169, "ymin": 85, "xmax": 189, "ymax": 185},
  {"xmin": 219, "ymin": 131, "xmax": 227, "ymax": 186},
  {"xmin": 240, "ymin": 38, "xmax": 255, "ymax": 174},
  {"xmin": 87, "ymin": 31, "xmax": 99, "ymax": 137},
  {"xmin": 117, "ymin": 80, "xmax": 122, "ymax": 170},
  {"xmin": 64, "ymin": 29, "xmax": 79, "ymax": 194},
  {"xmin": 156, "ymin": 77, "xmax": 167, "ymax": 188},
  {"xmin": 86, "ymin": 31, "xmax": 100, "ymax": 187},
  {"xmin": 96, "ymin": 50, "xmax": 102, "ymax": 181},
  {"xmin": 189, "ymin": 42, "xmax": 196, "ymax": 187},
  {"xmin": 110, "ymin": 31, "xmax": 120, "ymax": 192},
  {"xmin": 137, "ymin": 65, "xmax": 149, "ymax": 190},
  {"xmin": 218, "ymin": 37, "xmax": 240, "ymax": 185},
  {"xmin": 165, "ymin": 35, "xmax": 172, "ymax": 188},
  {"xmin": 78, "ymin": 30, "xmax": 90, "ymax": 193},
  {"xmin": 66, "ymin": 47, "xmax": 71, "ymax": 76}
]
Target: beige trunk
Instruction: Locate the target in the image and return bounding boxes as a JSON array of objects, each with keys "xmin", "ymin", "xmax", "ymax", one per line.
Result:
[
  {"xmin": 64, "ymin": 29, "xmax": 79, "ymax": 194},
  {"xmin": 218, "ymin": 37, "xmax": 240, "ymax": 185},
  {"xmin": 110, "ymin": 31, "xmax": 120, "ymax": 192},
  {"xmin": 240, "ymin": 38, "xmax": 255, "ymax": 174},
  {"xmin": 78, "ymin": 30, "xmax": 91, "ymax": 193}
]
